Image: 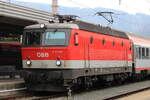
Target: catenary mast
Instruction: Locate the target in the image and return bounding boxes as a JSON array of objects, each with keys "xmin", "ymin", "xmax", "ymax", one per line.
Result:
[{"xmin": 52, "ymin": 0, "xmax": 58, "ymax": 16}]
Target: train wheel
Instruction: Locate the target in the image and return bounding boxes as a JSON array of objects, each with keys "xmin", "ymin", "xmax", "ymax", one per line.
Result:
[
  {"xmin": 84, "ymin": 77, "xmax": 93, "ymax": 90},
  {"xmin": 113, "ymin": 73, "xmax": 128, "ymax": 85}
]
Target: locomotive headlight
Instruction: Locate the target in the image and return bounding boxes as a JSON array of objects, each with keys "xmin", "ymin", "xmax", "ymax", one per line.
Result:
[
  {"xmin": 26, "ymin": 60, "xmax": 32, "ymax": 66},
  {"xmin": 40, "ymin": 24, "xmax": 45, "ymax": 28},
  {"xmin": 56, "ymin": 60, "xmax": 61, "ymax": 66}
]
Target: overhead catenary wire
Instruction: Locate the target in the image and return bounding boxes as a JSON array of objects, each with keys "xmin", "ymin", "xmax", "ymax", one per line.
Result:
[
  {"xmin": 63, "ymin": 0, "xmax": 121, "ymax": 24},
  {"xmin": 66, "ymin": 0, "xmax": 97, "ymax": 12},
  {"xmin": 56, "ymin": 0, "xmax": 129, "ymax": 25}
]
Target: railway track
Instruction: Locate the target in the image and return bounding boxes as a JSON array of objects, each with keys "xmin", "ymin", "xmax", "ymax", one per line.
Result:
[
  {"xmin": 0, "ymin": 88, "xmax": 28, "ymax": 100},
  {"xmin": 0, "ymin": 89, "xmax": 66, "ymax": 100},
  {"xmin": 0, "ymin": 93, "xmax": 66, "ymax": 100},
  {"xmin": 0, "ymin": 79, "xmax": 150, "ymax": 100},
  {"xmin": 0, "ymin": 88, "xmax": 26, "ymax": 93},
  {"xmin": 104, "ymin": 85, "xmax": 150, "ymax": 100},
  {"xmin": 16, "ymin": 93, "xmax": 65, "ymax": 100},
  {"xmin": 70, "ymin": 79, "xmax": 150, "ymax": 100}
]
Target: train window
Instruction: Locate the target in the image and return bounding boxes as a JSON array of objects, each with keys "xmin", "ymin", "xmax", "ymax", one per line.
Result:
[
  {"xmin": 136, "ymin": 48, "xmax": 139, "ymax": 58},
  {"xmin": 24, "ymin": 32, "xmax": 41, "ymax": 45},
  {"xmin": 0, "ymin": 32, "xmax": 20, "ymax": 43},
  {"xmin": 74, "ymin": 33, "xmax": 79, "ymax": 46},
  {"xmin": 139, "ymin": 47, "xmax": 142, "ymax": 59},
  {"xmin": 112, "ymin": 40, "xmax": 115, "ymax": 46},
  {"xmin": 139, "ymin": 47, "xmax": 150, "ymax": 59},
  {"xmin": 146, "ymin": 48, "xmax": 149, "ymax": 58},
  {"xmin": 90, "ymin": 36, "xmax": 93, "ymax": 44},
  {"xmin": 44, "ymin": 32, "xmax": 66, "ymax": 45},
  {"xmin": 142, "ymin": 48, "xmax": 145, "ymax": 58},
  {"xmin": 102, "ymin": 38, "xmax": 105, "ymax": 45},
  {"xmin": 121, "ymin": 41, "xmax": 124, "ymax": 47}
]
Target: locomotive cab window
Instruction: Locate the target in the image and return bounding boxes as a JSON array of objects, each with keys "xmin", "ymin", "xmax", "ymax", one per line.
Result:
[
  {"xmin": 44, "ymin": 31, "xmax": 66, "ymax": 45},
  {"xmin": 24, "ymin": 32, "xmax": 41, "ymax": 45},
  {"xmin": 23, "ymin": 29, "xmax": 70, "ymax": 46},
  {"xmin": 43, "ymin": 29, "xmax": 70, "ymax": 46}
]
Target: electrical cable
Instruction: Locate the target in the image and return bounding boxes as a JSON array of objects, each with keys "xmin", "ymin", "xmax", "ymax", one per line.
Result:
[{"xmin": 65, "ymin": 0, "xmax": 129, "ymax": 24}]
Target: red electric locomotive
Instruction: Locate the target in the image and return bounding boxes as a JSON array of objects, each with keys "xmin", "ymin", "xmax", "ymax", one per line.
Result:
[{"xmin": 22, "ymin": 16, "xmax": 134, "ymax": 91}]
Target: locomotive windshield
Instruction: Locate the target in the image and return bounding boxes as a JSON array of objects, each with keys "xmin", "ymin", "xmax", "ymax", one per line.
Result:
[
  {"xmin": 43, "ymin": 31, "xmax": 66, "ymax": 45},
  {"xmin": 23, "ymin": 29, "xmax": 70, "ymax": 46},
  {"xmin": 24, "ymin": 32, "xmax": 41, "ymax": 45}
]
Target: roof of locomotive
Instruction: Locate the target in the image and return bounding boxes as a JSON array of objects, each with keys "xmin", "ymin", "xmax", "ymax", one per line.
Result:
[
  {"xmin": 74, "ymin": 21, "xmax": 129, "ymax": 39},
  {"xmin": 24, "ymin": 20, "xmax": 129, "ymax": 39}
]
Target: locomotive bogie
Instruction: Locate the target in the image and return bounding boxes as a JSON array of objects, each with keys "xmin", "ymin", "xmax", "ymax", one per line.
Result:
[{"xmin": 24, "ymin": 67, "xmax": 132, "ymax": 91}]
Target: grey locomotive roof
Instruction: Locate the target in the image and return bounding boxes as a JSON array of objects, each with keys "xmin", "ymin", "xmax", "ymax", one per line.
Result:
[
  {"xmin": 74, "ymin": 21, "xmax": 129, "ymax": 39},
  {"xmin": 24, "ymin": 20, "xmax": 129, "ymax": 39},
  {"xmin": 25, "ymin": 23, "xmax": 79, "ymax": 29}
]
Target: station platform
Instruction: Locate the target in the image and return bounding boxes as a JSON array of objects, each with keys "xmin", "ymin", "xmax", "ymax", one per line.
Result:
[{"xmin": 0, "ymin": 79, "xmax": 25, "ymax": 96}]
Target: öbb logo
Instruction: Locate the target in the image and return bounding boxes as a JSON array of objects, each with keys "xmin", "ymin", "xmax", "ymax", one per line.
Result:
[{"xmin": 37, "ymin": 52, "xmax": 49, "ymax": 58}]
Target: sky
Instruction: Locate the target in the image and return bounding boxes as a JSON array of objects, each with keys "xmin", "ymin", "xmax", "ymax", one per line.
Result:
[{"xmin": 13, "ymin": 0, "xmax": 150, "ymax": 15}]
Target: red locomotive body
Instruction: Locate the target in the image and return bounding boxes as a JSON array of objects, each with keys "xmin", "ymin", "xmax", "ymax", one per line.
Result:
[
  {"xmin": 22, "ymin": 21, "xmax": 133, "ymax": 91},
  {"xmin": 22, "ymin": 29, "xmax": 132, "ymax": 68}
]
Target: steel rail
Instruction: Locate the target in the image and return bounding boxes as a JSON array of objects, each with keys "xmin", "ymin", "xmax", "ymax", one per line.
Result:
[
  {"xmin": 0, "ymin": 87, "xmax": 26, "ymax": 93},
  {"xmin": 104, "ymin": 86, "xmax": 150, "ymax": 100}
]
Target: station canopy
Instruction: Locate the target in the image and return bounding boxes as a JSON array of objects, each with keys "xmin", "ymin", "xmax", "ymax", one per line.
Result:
[{"xmin": 0, "ymin": 1, "xmax": 51, "ymax": 43}]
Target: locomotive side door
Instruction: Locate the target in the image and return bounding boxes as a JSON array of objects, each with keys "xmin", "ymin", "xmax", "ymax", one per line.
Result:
[
  {"xmin": 124, "ymin": 41, "xmax": 130, "ymax": 67},
  {"xmin": 125, "ymin": 48, "xmax": 128, "ymax": 67},
  {"xmin": 122, "ymin": 42, "xmax": 128, "ymax": 67},
  {"xmin": 84, "ymin": 40, "xmax": 90, "ymax": 68},
  {"xmin": 84, "ymin": 36, "xmax": 95, "ymax": 68}
]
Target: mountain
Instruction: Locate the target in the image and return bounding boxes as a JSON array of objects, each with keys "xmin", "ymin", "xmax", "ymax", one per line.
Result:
[{"xmin": 11, "ymin": 0, "xmax": 150, "ymax": 36}]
